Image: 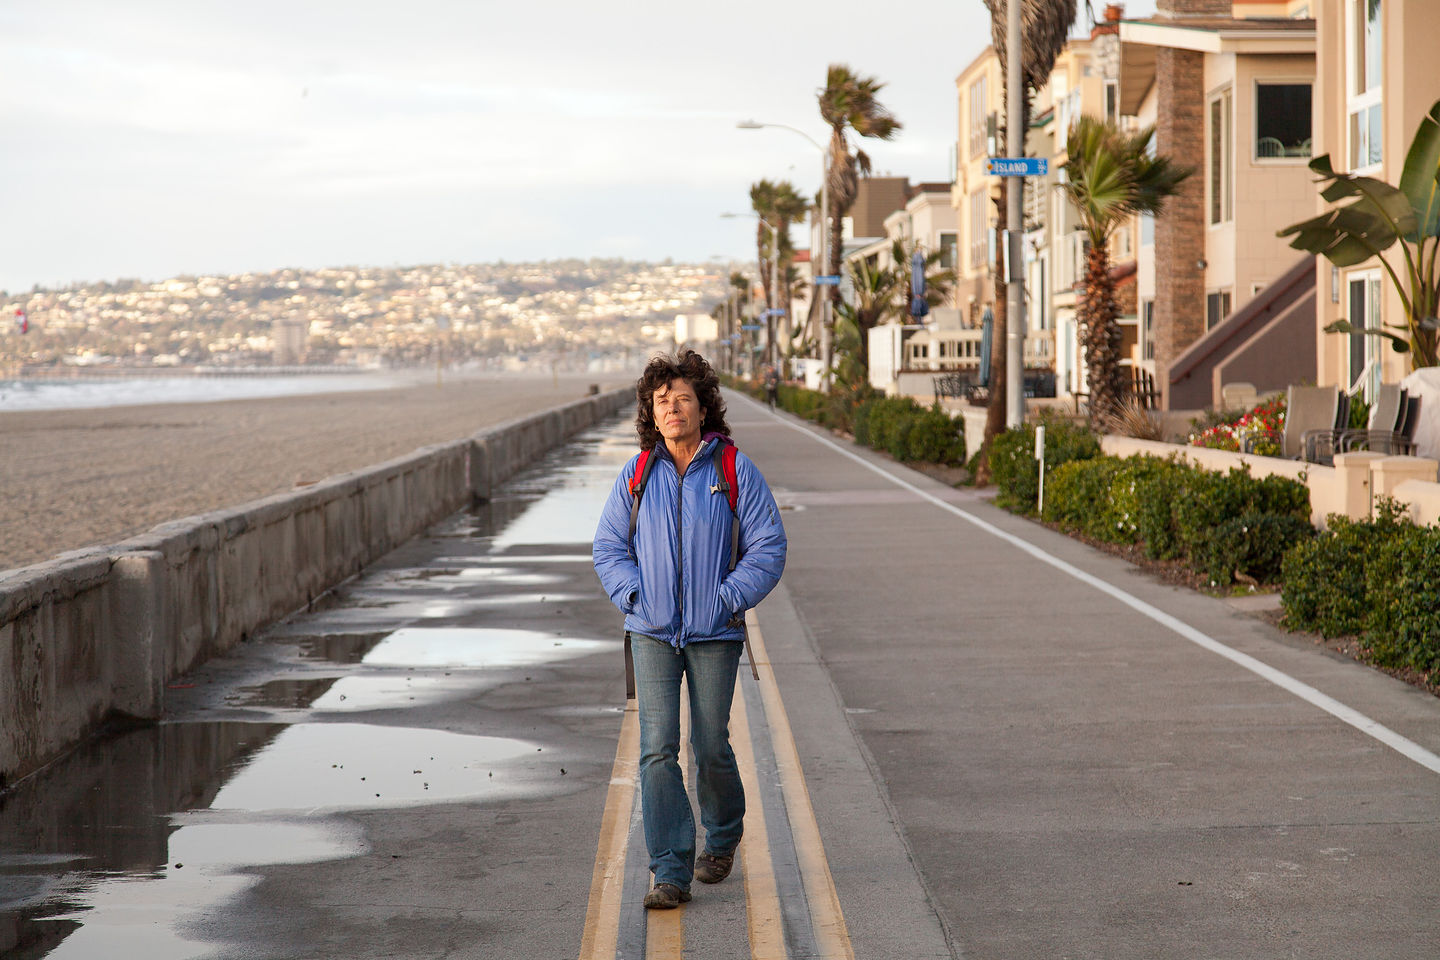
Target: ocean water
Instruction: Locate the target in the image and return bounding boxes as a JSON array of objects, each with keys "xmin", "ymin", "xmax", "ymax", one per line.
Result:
[{"xmin": 0, "ymin": 371, "xmax": 406, "ymax": 412}]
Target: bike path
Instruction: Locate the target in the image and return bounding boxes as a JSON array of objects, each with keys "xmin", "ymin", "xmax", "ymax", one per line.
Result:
[{"xmin": 736, "ymin": 394, "xmax": 1440, "ymax": 960}]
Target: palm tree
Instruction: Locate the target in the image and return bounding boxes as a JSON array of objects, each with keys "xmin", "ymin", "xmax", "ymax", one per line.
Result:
[
  {"xmin": 843, "ymin": 255, "xmax": 903, "ymax": 375},
  {"xmin": 818, "ymin": 65, "xmax": 902, "ymax": 372},
  {"xmin": 976, "ymin": 0, "xmax": 1077, "ymax": 483},
  {"xmin": 1061, "ymin": 116, "xmax": 1189, "ymax": 425},
  {"xmin": 771, "ymin": 182, "xmax": 809, "ymax": 350},
  {"xmin": 750, "ymin": 179, "xmax": 810, "ymax": 366},
  {"xmin": 839, "ymin": 239, "xmax": 957, "ymax": 377}
]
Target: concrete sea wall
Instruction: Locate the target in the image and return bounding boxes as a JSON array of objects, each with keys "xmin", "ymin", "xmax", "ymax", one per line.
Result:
[{"xmin": 0, "ymin": 388, "xmax": 630, "ymax": 790}]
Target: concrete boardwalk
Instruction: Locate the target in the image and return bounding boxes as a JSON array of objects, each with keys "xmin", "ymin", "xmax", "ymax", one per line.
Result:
[{"xmin": 3, "ymin": 393, "xmax": 1439, "ymax": 959}]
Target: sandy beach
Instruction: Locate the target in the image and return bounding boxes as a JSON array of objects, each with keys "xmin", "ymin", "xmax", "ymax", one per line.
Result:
[{"xmin": 0, "ymin": 374, "xmax": 626, "ymax": 573}]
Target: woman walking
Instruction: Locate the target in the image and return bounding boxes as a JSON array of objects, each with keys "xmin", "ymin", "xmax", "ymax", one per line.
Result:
[{"xmin": 592, "ymin": 350, "xmax": 787, "ymax": 909}]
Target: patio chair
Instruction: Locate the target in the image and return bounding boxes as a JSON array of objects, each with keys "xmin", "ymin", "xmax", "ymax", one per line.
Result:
[
  {"xmin": 1307, "ymin": 385, "xmax": 1405, "ymax": 464},
  {"xmin": 1220, "ymin": 381, "xmax": 1259, "ymax": 411},
  {"xmin": 1349, "ymin": 395, "xmax": 1422, "ymax": 455},
  {"xmin": 1242, "ymin": 385, "xmax": 1342, "ymax": 459},
  {"xmin": 1257, "ymin": 136, "xmax": 1285, "ymax": 158}
]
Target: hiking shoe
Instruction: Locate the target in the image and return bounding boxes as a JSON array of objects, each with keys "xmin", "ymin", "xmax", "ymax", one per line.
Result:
[
  {"xmin": 643, "ymin": 883, "xmax": 692, "ymax": 909},
  {"xmin": 694, "ymin": 852, "xmax": 734, "ymax": 884}
]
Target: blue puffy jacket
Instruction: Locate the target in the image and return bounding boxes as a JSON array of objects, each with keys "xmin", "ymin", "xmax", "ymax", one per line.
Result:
[{"xmin": 592, "ymin": 436, "xmax": 787, "ymax": 648}]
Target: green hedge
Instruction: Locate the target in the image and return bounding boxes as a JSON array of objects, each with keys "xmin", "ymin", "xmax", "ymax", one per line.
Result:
[
  {"xmin": 1281, "ymin": 499, "xmax": 1440, "ymax": 673},
  {"xmin": 1038, "ymin": 454, "xmax": 1313, "ymax": 587},
  {"xmin": 991, "ymin": 416, "xmax": 1102, "ymax": 513},
  {"xmin": 723, "ymin": 376, "xmax": 964, "ymax": 465},
  {"xmin": 854, "ymin": 395, "xmax": 965, "ymax": 465}
]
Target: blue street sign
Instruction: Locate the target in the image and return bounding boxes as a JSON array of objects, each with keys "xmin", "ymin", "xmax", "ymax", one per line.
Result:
[
  {"xmin": 760, "ymin": 308, "xmax": 786, "ymax": 318},
  {"xmin": 813, "ymin": 275, "xmax": 842, "ymax": 286},
  {"xmin": 740, "ymin": 324, "xmax": 764, "ymax": 331},
  {"xmin": 986, "ymin": 157, "xmax": 1049, "ymax": 177}
]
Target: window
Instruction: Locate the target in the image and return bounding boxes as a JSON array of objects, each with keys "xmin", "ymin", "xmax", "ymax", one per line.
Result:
[
  {"xmin": 1348, "ymin": 0, "xmax": 1382, "ymax": 171},
  {"xmin": 1142, "ymin": 300, "xmax": 1155, "ymax": 360},
  {"xmin": 938, "ymin": 232, "xmax": 958, "ymax": 270},
  {"xmin": 1104, "ymin": 79, "xmax": 1120, "ymax": 124},
  {"xmin": 1206, "ymin": 289, "xmax": 1232, "ymax": 330},
  {"xmin": 1347, "ymin": 271, "xmax": 1383, "ymax": 398},
  {"xmin": 1255, "ymin": 83, "xmax": 1312, "ymax": 159},
  {"xmin": 1209, "ymin": 89, "xmax": 1233, "ymax": 224},
  {"xmin": 969, "ymin": 77, "xmax": 988, "ymax": 158},
  {"xmin": 969, "ymin": 191, "xmax": 989, "ymax": 268}
]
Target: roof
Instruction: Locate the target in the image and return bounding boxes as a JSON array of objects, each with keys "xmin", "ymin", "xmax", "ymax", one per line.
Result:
[{"xmin": 1118, "ymin": 15, "xmax": 1315, "ymax": 115}]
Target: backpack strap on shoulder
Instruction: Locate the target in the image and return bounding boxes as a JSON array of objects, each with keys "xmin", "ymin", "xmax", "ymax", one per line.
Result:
[
  {"xmin": 719, "ymin": 444, "xmax": 741, "ymax": 572},
  {"xmin": 627, "ymin": 449, "xmax": 657, "ymax": 558}
]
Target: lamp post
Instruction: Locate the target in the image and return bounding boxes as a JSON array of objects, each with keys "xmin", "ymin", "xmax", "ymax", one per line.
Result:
[
  {"xmin": 1004, "ymin": 0, "xmax": 1024, "ymax": 429},
  {"xmin": 737, "ymin": 120, "xmax": 830, "ymax": 390},
  {"xmin": 721, "ymin": 212, "xmax": 780, "ymax": 369}
]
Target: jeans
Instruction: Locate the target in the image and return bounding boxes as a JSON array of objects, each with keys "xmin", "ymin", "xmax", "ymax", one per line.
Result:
[{"xmin": 631, "ymin": 634, "xmax": 746, "ymax": 890}]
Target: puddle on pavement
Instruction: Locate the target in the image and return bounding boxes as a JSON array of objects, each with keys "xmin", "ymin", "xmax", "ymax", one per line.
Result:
[
  {"xmin": 234, "ymin": 675, "xmax": 463, "ymax": 712},
  {"xmin": 360, "ymin": 627, "xmax": 615, "ymax": 669},
  {"xmin": 430, "ymin": 553, "xmax": 594, "ymax": 565},
  {"xmin": 209, "ymin": 722, "xmax": 538, "ymax": 813},
  {"xmin": 291, "ymin": 632, "xmax": 390, "ymax": 662},
  {"xmin": 430, "ymin": 425, "xmax": 627, "ymax": 550},
  {"xmin": 0, "ymin": 717, "xmax": 548, "ymax": 958},
  {"xmin": 233, "ymin": 677, "xmax": 342, "ymax": 708},
  {"xmin": 388, "ymin": 567, "xmax": 567, "ymax": 588}
]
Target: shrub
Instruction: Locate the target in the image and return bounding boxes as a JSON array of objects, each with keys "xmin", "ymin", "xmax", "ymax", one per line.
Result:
[
  {"xmin": 1171, "ymin": 466, "xmax": 1310, "ymax": 561},
  {"xmin": 1043, "ymin": 458, "xmax": 1127, "ymax": 541},
  {"xmin": 850, "ymin": 394, "xmax": 965, "ymax": 464},
  {"xmin": 1364, "ymin": 527, "xmax": 1440, "ymax": 673},
  {"xmin": 1105, "ymin": 456, "xmax": 1189, "ymax": 558},
  {"xmin": 1195, "ymin": 512, "xmax": 1314, "ymax": 587},
  {"xmin": 905, "ymin": 404, "xmax": 966, "ymax": 464},
  {"xmin": 1280, "ymin": 498, "xmax": 1415, "ymax": 636},
  {"xmin": 992, "ymin": 415, "xmax": 1101, "ymax": 513},
  {"xmin": 777, "ymin": 383, "xmax": 825, "ymax": 422}
]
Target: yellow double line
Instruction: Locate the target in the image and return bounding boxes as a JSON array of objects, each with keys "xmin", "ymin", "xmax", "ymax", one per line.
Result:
[{"xmin": 577, "ymin": 614, "xmax": 854, "ymax": 959}]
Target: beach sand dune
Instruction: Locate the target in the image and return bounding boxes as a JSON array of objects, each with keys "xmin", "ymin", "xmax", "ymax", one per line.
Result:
[{"xmin": 0, "ymin": 375, "xmax": 626, "ymax": 573}]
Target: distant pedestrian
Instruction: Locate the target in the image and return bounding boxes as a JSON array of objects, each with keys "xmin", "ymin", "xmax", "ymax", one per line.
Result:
[
  {"xmin": 592, "ymin": 349, "xmax": 787, "ymax": 909},
  {"xmin": 762, "ymin": 364, "xmax": 779, "ymax": 409}
]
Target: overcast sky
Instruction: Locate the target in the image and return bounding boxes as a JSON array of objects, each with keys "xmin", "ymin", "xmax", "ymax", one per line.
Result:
[{"xmin": 0, "ymin": 0, "xmax": 1158, "ymax": 292}]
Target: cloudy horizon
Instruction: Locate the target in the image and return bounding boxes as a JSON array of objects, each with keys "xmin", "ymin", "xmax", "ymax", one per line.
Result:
[{"xmin": 1, "ymin": 0, "xmax": 1158, "ymax": 292}]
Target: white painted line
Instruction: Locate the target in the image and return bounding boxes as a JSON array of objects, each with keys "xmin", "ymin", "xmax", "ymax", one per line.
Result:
[{"xmin": 754, "ymin": 398, "xmax": 1440, "ymax": 778}]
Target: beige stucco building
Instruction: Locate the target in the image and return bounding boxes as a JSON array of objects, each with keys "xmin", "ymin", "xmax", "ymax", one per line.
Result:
[
  {"xmin": 1120, "ymin": 0, "xmax": 1318, "ymax": 408},
  {"xmin": 953, "ymin": 47, "xmax": 1003, "ymax": 329},
  {"xmin": 1311, "ymin": 0, "xmax": 1440, "ymax": 397}
]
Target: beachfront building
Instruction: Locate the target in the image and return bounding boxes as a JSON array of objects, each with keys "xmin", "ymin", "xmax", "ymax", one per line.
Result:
[
  {"xmin": 1028, "ymin": 17, "xmax": 1139, "ymax": 405},
  {"xmin": 865, "ymin": 183, "xmax": 963, "ymax": 394},
  {"xmin": 1311, "ymin": 0, "xmax": 1440, "ymax": 399},
  {"xmin": 953, "ymin": 47, "xmax": 1002, "ymax": 331},
  {"xmin": 1118, "ymin": 0, "xmax": 1318, "ymax": 409}
]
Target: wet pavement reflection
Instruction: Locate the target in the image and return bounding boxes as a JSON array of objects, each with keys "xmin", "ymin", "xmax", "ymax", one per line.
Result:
[{"xmin": 0, "ymin": 421, "xmax": 636, "ymax": 958}]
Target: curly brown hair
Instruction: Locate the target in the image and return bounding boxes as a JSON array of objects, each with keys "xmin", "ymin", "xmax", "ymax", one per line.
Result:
[{"xmin": 634, "ymin": 350, "xmax": 730, "ymax": 450}]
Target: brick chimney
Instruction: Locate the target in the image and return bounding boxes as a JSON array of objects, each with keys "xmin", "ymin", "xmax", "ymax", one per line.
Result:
[
  {"xmin": 1152, "ymin": 0, "xmax": 1231, "ymax": 406},
  {"xmin": 1156, "ymin": 0, "xmax": 1231, "ymax": 16}
]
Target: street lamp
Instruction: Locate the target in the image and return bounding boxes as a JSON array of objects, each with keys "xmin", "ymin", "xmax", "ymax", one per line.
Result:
[
  {"xmin": 721, "ymin": 212, "xmax": 780, "ymax": 370},
  {"xmin": 737, "ymin": 120, "xmax": 831, "ymax": 391}
]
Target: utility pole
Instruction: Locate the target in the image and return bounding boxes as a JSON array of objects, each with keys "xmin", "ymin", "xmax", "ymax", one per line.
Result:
[{"xmin": 1005, "ymin": 0, "xmax": 1025, "ymax": 429}]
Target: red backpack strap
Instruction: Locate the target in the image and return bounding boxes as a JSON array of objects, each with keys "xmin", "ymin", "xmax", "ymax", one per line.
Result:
[
  {"xmin": 719, "ymin": 444, "xmax": 739, "ymax": 514},
  {"xmin": 627, "ymin": 449, "xmax": 657, "ymax": 557},
  {"xmin": 716, "ymin": 443, "xmax": 742, "ymax": 572}
]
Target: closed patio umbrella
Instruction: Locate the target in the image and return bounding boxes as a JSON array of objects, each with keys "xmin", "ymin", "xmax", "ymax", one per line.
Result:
[
  {"xmin": 978, "ymin": 306, "xmax": 994, "ymax": 388},
  {"xmin": 909, "ymin": 250, "xmax": 929, "ymax": 320}
]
